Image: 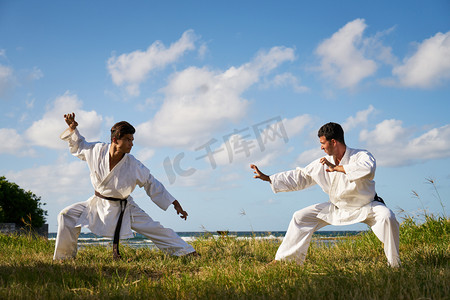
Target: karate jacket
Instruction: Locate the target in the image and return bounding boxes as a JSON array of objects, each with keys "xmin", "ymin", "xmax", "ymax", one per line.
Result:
[
  {"xmin": 60, "ymin": 129, "xmax": 175, "ymax": 238},
  {"xmin": 269, "ymin": 147, "xmax": 377, "ymax": 225}
]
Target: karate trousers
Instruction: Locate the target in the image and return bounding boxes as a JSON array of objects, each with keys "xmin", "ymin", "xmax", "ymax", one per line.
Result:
[
  {"xmin": 53, "ymin": 201, "xmax": 195, "ymax": 260},
  {"xmin": 275, "ymin": 201, "xmax": 401, "ymax": 267}
]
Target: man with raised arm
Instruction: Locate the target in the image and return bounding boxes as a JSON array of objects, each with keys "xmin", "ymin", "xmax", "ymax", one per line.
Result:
[
  {"xmin": 251, "ymin": 122, "xmax": 400, "ymax": 267},
  {"xmin": 54, "ymin": 113, "xmax": 197, "ymax": 260}
]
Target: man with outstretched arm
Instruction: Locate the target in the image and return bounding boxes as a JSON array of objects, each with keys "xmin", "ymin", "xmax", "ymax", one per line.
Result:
[
  {"xmin": 54, "ymin": 113, "xmax": 198, "ymax": 260},
  {"xmin": 251, "ymin": 122, "xmax": 400, "ymax": 267}
]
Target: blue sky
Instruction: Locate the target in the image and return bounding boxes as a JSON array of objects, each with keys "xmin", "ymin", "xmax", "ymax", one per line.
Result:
[{"xmin": 1, "ymin": 0, "xmax": 449, "ymax": 234}]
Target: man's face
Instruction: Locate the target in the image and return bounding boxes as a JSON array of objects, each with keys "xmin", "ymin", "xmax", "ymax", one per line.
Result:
[
  {"xmin": 115, "ymin": 134, "xmax": 134, "ymax": 154},
  {"xmin": 319, "ymin": 136, "xmax": 335, "ymax": 156}
]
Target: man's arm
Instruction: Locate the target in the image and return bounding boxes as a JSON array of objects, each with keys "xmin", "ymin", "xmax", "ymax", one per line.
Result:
[
  {"xmin": 250, "ymin": 164, "xmax": 271, "ymax": 183},
  {"xmin": 60, "ymin": 112, "xmax": 96, "ymax": 161},
  {"xmin": 253, "ymin": 163, "xmax": 317, "ymax": 193},
  {"xmin": 140, "ymin": 169, "xmax": 190, "ymax": 219}
]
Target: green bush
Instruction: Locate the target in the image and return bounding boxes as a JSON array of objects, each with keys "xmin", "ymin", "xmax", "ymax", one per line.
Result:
[
  {"xmin": 0, "ymin": 176, "xmax": 47, "ymax": 228},
  {"xmin": 0, "ymin": 205, "xmax": 4, "ymax": 223}
]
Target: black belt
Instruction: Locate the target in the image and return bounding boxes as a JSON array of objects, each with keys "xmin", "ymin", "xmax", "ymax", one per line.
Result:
[
  {"xmin": 374, "ymin": 193, "xmax": 385, "ymax": 205},
  {"xmin": 95, "ymin": 191, "xmax": 128, "ymax": 260}
]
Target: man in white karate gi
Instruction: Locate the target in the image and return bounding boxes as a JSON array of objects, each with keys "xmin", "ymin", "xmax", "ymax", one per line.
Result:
[
  {"xmin": 251, "ymin": 122, "xmax": 400, "ymax": 267},
  {"xmin": 54, "ymin": 113, "xmax": 197, "ymax": 260}
]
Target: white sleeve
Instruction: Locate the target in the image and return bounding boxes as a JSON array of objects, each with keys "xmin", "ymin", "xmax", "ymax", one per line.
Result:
[
  {"xmin": 269, "ymin": 167, "xmax": 316, "ymax": 193},
  {"xmin": 343, "ymin": 151, "xmax": 376, "ymax": 182},
  {"xmin": 60, "ymin": 128, "xmax": 97, "ymax": 161},
  {"xmin": 133, "ymin": 156, "xmax": 176, "ymax": 211},
  {"xmin": 141, "ymin": 173, "xmax": 176, "ymax": 211}
]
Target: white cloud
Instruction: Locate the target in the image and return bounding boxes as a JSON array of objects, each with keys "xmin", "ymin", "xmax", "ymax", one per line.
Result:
[
  {"xmin": 27, "ymin": 66, "xmax": 44, "ymax": 81},
  {"xmin": 136, "ymin": 46, "xmax": 296, "ymax": 148},
  {"xmin": 6, "ymin": 157, "xmax": 91, "ymax": 205},
  {"xmin": 0, "ymin": 128, "xmax": 34, "ymax": 156},
  {"xmin": 295, "ymin": 148, "xmax": 323, "ymax": 166},
  {"xmin": 392, "ymin": 31, "xmax": 450, "ymax": 88},
  {"xmin": 316, "ymin": 18, "xmax": 378, "ymax": 88},
  {"xmin": 0, "ymin": 64, "xmax": 15, "ymax": 98},
  {"xmin": 407, "ymin": 125, "xmax": 450, "ymax": 160},
  {"xmin": 107, "ymin": 30, "xmax": 198, "ymax": 96},
  {"xmin": 342, "ymin": 105, "xmax": 376, "ymax": 131},
  {"xmin": 360, "ymin": 119, "xmax": 407, "ymax": 145},
  {"xmin": 251, "ymin": 46, "xmax": 296, "ymax": 73},
  {"xmin": 219, "ymin": 172, "xmax": 241, "ymax": 183},
  {"xmin": 198, "ymin": 42, "xmax": 209, "ymax": 60},
  {"xmin": 25, "ymin": 92, "xmax": 103, "ymax": 149},
  {"xmin": 0, "ymin": 49, "xmax": 43, "ymax": 99},
  {"xmin": 363, "ymin": 27, "xmax": 397, "ymax": 66},
  {"xmin": 263, "ymin": 72, "xmax": 309, "ymax": 93},
  {"xmin": 360, "ymin": 120, "xmax": 450, "ymax": 166},
  {"xmin": 212, "ymin": 114, "xmax": 312, "ymax": 168},
  {"xmin": 135, "ymin": 148, "xmax": 155, "ymax": 162},
  {"xmin": 166, "ymin": 168, "xmax": 215, "ymax": 188},
  {"xmin": 283, "ymin": 114, "xmax": 313, "ymax": 137}
]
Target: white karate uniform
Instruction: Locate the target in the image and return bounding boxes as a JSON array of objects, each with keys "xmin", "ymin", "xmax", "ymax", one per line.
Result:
[
  {"xmin": 270, "ymin": 147, "xmax": 400, "ymax": 267},
  {"xmin": 53, "ymin": 129, "xmax": 195, "ymax": 260}
]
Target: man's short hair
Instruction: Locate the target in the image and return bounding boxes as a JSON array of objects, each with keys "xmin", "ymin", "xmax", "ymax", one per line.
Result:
[
  {"xmin": 318, "ymin": 122, "xmax": 345, "ymax": 145},
  {"xmin": 111, "ymin": 121, "xmax": 135, "ymax": 142}
]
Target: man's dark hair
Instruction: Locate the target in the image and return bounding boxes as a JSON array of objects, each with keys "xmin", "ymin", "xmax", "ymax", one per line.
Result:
[
  {"xmin": 318, "ymin": 122, "xmax": 345, "ymax": 145},
  {"xmin": 111, "ymin": 121, "xmax": 135, "ymax": 142}
]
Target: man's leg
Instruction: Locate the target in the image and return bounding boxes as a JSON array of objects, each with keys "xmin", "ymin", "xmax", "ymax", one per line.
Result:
[
  {"xmin": 53, "ymin": 202, "xmax": 86, "ymax": 260},
  {"xmin": 275, "ymin": 202, "xmax": 329, "ymax": 263},
  {"xmin": 363, "ymin": 201, "xmax": 401, "ymax": 267},
  {"xmin": 130, "ymin": 204, "xmax": 195, "ymax": 256}
]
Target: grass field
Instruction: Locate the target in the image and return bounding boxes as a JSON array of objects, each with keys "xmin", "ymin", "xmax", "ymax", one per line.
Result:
[{"xmin": 0, "ymin": 214, "xmax": 448, "ymax": 299}]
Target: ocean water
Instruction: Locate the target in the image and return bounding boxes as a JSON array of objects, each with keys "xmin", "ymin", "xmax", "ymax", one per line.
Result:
[{"xmin": 48, "ymin": 230, "xmax": 363, "ymax": 249}]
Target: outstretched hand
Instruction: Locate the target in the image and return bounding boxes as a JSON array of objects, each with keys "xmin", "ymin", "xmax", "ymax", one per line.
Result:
[
  {"xmin": 173, "ymin": 200, "xmax": 188, "ymax": 220},
  {"xmin": 250, "ymin": 164, "xmax": 271, "ymax": 183},
  {"xmin": 64, "ymin": 112, "xmax": 78, "ymax": 132}
]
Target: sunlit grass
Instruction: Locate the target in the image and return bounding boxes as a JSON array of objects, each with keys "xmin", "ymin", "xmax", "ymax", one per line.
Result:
[
  {"xmin": 0, "ymin": 213, "xmax": 448, "ymax": 299},
  {"xmin": 2, "ymin": 178, "xmax": 449, "ymax": 299}
]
